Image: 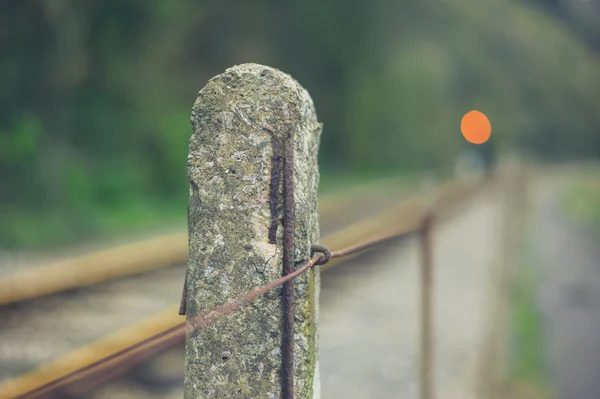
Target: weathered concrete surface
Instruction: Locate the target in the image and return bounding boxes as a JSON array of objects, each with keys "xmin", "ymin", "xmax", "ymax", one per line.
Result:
[
  {"xmin": 319, "ymin": 188, "xmax": 502, "ymax": 398},
  {"xmin": 185, "ymin": 64, "xmax": 322, "ymax": 398}
]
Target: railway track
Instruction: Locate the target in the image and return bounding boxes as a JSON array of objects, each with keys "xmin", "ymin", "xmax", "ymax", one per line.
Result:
[
  {"xmin": 0, "ymin": 175, "xmax": 412, "ymax": 306},
  {"xmin": 0, "ymin": 175, "xmax": 487, "ymax": 399}
]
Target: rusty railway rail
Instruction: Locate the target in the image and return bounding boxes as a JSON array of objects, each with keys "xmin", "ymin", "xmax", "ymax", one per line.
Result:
[
  {"xmin": 0, "ymin": 176, "xmax": 490, "ymax": 399},
  {"xmin": 8, "ymin": 231, "xmax": 423, "ymax": 399},
  {"xmin": 0, "ymin": 175, "xmax": 412, "ymax": 307}
]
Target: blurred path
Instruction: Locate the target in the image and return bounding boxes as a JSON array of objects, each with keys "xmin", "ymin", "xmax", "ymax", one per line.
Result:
[
  {"xmin": 319, "ymin": 186, "xmax": 501, "ymax": 398},
  {"xmin": 535, "ymin": 175, "xmax": 600, "ymax": 399}
]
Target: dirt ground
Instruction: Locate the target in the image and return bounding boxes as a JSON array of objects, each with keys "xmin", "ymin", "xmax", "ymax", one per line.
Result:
[
  {"xmin": 319, "ymin": 187, "xmax": 503, "ymax": 398},
  {"xmin": 534, "ymin": 174, "xmax": 600, "ymax": 399}
]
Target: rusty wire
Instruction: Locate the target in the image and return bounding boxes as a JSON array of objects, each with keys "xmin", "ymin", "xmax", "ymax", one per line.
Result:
[
  {"xmin": 14, "ymin": 323, "xmax": 185, "ymax": 399},
  {"xmin": 14, "ymin": 222, "xmax": 423, "ymax": 399},
  {"xmin": 178, "ymin": 268, "xmax": 188, "ymax": 316},
  {"xmin": 8, "ymin": 177, "xmax": 492, "ymax": 399}
]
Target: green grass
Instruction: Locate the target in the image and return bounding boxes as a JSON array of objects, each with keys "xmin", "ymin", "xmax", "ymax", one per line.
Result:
[
  {"xmin": 504, "ymin": 247, "xmax": 554, "ymax": 399},
  {"xmin": 1, "ymin": 170, "xmax": 420, "ymax": 251},
  {"xmin": 0, "ymin": 197, "xmax": 189, "ymax": 251},
  {"xmin": 561, "ymin": 172, "xmax": 600, "ymax": 233},
  {"xmin": 509, "ymin": 265, "xmax": 546, "ymax": 384},
  {"xmin": 318, "ymin": 169, "xmax": 421, "ymax": 196}
]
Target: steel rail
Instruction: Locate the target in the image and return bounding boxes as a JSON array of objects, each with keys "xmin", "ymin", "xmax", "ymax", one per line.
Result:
[
  {"xmin": 0, "ymin": 177, "xmax": 410, "ymax": 306},
  {"xmin": 3, "ymin": 226, "xmax": 422, "ymax": 399},
  {"xmin": 0, "ymin": 177, "xmax": 490, "ymax": 399}
]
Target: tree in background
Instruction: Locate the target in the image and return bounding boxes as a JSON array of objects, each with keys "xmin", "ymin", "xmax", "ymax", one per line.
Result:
[{"xmin": 0, "ymin": 0, "xmax": 598, "ymax": 248}]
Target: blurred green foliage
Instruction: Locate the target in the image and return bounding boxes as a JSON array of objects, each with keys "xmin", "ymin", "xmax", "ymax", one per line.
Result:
[
  {"xmin": 562, "ymin": 170, "xmax": 600, "ymax": 233},
  {"xmin": 0, "ymin": 0, "xmax": 599, "ymax": 249},
  {"xmin": 505, "ymin": 240, "xmax": 553, "ymax": 398},
  {"xmin": 526, "ymin": 0, "xmax": 600, "ymax": 53},
  {"xmin": 509, "ymin": 263, "xmax": 548, "ymax": 388}
]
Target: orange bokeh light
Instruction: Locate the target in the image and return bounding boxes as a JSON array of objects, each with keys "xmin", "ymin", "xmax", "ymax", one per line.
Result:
[{"xmin": 461, "ymin": 110, "xmax": 491, "ymax": 144}]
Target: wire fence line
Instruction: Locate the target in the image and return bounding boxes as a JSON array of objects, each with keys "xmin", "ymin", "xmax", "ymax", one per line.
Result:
[
  {"xmin": 0, "ymin": 181, "xmax": 479, "ymax": 399},
  {"xmin": 1, "ymin": 177, "xmax": 493, "ymax": 399},
  {"xmin": 4, "ymin": 177, "xmax": 494, "ymax": 399},
  {"xmin": 10, "ymin": 210, "xmax": 439, "ymax": 399},
  {"xmin": 1, "ymin": 61, "xmax": 500, "ymax": 398}
]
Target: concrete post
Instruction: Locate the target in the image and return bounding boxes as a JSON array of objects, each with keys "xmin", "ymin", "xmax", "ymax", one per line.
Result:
[{"xmin": 184, "ymin": 64, "xmax": 322, "ymax": 398}]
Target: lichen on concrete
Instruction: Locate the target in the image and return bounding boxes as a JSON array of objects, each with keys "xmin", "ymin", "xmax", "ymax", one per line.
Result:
[{"xmin": 185, "ymin": 63, "xmax": 322, "ymax": 398}]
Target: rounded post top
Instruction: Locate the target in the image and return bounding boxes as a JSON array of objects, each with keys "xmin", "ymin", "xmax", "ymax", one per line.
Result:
[{"xmin": 191, "ymin": 63, "xmax": 320, "ymax": 143}]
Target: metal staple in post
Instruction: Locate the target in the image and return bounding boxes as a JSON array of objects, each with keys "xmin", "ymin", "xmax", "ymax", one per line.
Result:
[{"xmin": 184, "ymin": 63, "xmax": 323, "ymax": 398}]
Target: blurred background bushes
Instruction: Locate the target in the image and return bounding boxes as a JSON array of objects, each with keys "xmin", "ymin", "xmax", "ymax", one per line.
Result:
[{"xmin": 0, "ymin": 0, "xmax": 598, "ymax": 248}]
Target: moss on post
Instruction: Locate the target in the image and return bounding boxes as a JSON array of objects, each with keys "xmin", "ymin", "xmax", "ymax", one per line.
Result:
[{"xmin": 185, "ymin": 63, "xmax": 322, "ymax": 398}]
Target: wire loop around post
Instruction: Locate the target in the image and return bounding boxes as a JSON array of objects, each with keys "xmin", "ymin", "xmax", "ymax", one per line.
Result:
[{"xmin": 311, "ymin": 244, "xmax": 331, "ymax": 266}]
